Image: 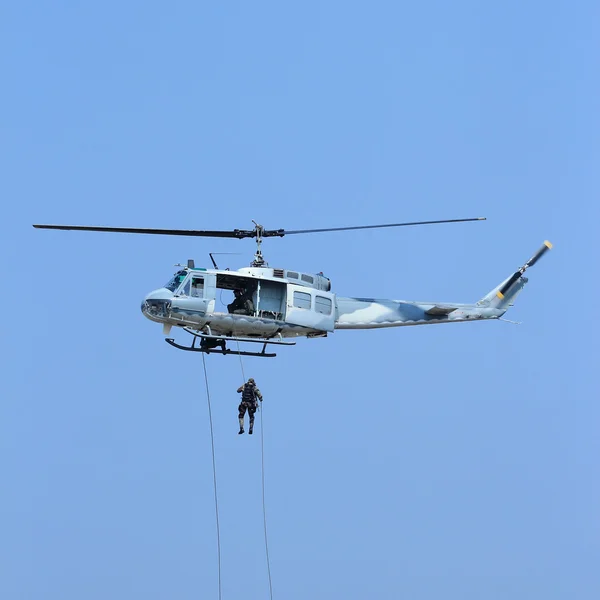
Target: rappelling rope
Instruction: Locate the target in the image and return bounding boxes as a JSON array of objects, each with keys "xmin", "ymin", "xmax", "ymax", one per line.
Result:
[
  {"xmin": 236, "ymin": 341, "xmax": 246, "ymax": 384},
  {"xmin": 201, "ymin": 353, "xmax": 222, "ymax": 600},
  {"xmin": 236, "ymin": 341, "xmax": 274, "ymax": 600},
  {"xmin": 259, "ymin": 398, "xmax": 273, "ymax": 600}
]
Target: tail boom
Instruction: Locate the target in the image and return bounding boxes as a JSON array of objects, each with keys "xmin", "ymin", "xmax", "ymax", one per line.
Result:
[
  {"xmin": 334, "ymin": 297, "xmax": 501, "ymax": 329},
  {"xmin": 335, "ymin": 240, "xmax": 551, "ymax": 329}
]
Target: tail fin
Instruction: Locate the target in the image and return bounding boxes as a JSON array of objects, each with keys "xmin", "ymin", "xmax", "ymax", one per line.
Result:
[
  {"xmin": 479, "ymin": 274, "xmax": 529, "ymax": 310},
  {"xmin": 478, "ymin": 241, "xmax": 552, "ymax": 311}
]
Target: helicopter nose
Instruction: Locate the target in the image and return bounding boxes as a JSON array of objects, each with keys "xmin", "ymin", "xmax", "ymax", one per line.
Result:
[{"xmin": 141, "ymin": 289, "xmax": 173, "ymax": 320}]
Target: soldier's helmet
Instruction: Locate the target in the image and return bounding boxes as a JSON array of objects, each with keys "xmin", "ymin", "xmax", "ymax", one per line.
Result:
[{"xmin": 248, "ymin": 378, "xmax": 255, "ymax": 384}]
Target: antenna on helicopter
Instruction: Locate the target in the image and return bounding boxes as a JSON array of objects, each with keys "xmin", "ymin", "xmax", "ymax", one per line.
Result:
[{"xmin": 208, "ymin": 252, "xmax": 242, "ymax": 269}]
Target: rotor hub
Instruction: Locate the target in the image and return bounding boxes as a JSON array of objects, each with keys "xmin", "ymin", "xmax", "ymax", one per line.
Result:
[{"xmin": 251, "ymin": 221, "xmax": 267, "ymax": 267}]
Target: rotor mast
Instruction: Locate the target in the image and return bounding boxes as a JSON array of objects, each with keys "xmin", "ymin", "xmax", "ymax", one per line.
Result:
[{"xmin": 251, "ymin": 220, "xmax": 267, "ymax": 267}]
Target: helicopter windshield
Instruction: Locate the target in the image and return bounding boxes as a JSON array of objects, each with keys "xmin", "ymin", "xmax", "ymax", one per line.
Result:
[{"xmin": 164, "ymin": 270, "xmax": 188, "ymax": 292}]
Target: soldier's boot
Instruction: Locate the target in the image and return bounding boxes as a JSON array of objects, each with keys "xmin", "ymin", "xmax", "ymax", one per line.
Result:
[
  {"xmin": 249, "ymin": 419, "xmax": 254, "ymax": 435},
  {"xmin": 238, "ymin": 417, "xmax": 244, "ymax": 434}
]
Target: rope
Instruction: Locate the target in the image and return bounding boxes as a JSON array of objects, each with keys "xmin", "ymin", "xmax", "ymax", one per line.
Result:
[
  {"xmin": 260, "ymin": 405, "xmax": 274, "ymax": 600},
  {"xmin": 236, "ymin": 340, "xmax": 246, "ymax": 384},
  {"xmin": 236, "ymin": 342, "xmax": 273, "ymax": 600},
  {"xmin": 201, "ymin": 353, "xmax": 222, "ymax": 600}
]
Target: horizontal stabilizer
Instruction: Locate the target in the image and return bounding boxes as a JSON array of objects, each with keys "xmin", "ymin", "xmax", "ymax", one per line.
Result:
[{"xmin": 425, "ymin": 305, "xmax": 458, "ymax": 316}]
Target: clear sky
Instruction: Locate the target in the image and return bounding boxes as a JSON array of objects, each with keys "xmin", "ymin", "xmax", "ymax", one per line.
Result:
[{"xmin": 2, "ymin": 2, "xmax": 599, "ymax": 599}]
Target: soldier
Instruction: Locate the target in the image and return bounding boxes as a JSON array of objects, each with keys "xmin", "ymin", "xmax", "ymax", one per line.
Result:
[
  {"xmin": 237, "ymin": 377, "xmax": 263, "ymax": 435},
  {"xmin": 228, "ymin": 288, "xmax": 255, "ymax": 315}
]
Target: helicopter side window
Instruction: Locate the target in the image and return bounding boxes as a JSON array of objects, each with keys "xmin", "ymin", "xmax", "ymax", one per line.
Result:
[
  {"xmin": 293, "ymin": 291, "xmax": 311, "ymax": 310},
  {"xmin": 164, "ymin": 271, "xmax": 187, "ymax": 292},
  {"xmin": 287, "ymin": 271, "xmax": 298, "ymax": 279},
  {"xmin": 301, "ymin": 274, "xmax": 314, "ymax": 284},
  {"xmin": 315, "ymin": 295, "xmax": 332, "ymax": 315},
  {"xmin": 191, "ymin": 277, "xmax": 204, "ymax": 298}
]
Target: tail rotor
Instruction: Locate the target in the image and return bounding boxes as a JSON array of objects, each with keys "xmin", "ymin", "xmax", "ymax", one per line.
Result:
[{"xmin": 496, "ymin": 241, "xmax": 553, "ymax": 299}]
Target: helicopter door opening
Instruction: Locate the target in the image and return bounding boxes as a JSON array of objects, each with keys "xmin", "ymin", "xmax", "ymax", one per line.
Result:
[
  {"xmin": 170, "ymin": 273, "xmax": 210, "ymax": 317},
  {"xmin": 285, "ymin": 284, "xmax": 336, "ymax": 332},
  {"xmin": 215, "ymin": 274, "xmax": 258, "ymax": 316},
  {"xmin": 214, "ymin": 274, "xmax": 286, "ymax": 320}
]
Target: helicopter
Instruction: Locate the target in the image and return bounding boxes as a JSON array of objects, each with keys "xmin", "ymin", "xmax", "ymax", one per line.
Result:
[{"xmin": 33, "ymin": 218, "xmax": 552, "ymax": 358}]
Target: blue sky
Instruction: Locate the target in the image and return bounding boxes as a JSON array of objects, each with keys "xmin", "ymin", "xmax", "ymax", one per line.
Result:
[{"xmin": 1, "ymin": 2, "xmax": 599, "ymax": 598}]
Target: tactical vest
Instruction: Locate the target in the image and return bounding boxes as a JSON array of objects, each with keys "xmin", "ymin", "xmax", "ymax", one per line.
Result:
[{"xmin": 242, "ymin": 384, "xmax": 256, "ymax": 403}]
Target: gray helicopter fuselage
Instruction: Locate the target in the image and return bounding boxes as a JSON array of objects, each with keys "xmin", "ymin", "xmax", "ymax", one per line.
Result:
[{"xmin": 141, "ymin": 265, "xmax": 336, "ymax": 338}]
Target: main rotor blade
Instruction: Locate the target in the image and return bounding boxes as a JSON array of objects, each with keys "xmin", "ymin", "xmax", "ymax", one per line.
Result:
[
  {"xmin": 33, "ymin": 217, "xmax": 486, "ymax": 239},
  {"xmin": 32, "ymin": 224, "xmax": 256, "ymax": 238},
  {"xmin": 282, "ymin": 217, "xmax": 486, "ymax": 235}
]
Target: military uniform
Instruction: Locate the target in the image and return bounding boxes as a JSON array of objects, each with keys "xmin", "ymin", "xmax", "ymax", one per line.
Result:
[
  {"xmin": 237, "ymin": 378, "xmax": 263, "ymax": 434},
  {"xmin": 228, "ymin": 290, "xmax": 255, "ymax": 315}
]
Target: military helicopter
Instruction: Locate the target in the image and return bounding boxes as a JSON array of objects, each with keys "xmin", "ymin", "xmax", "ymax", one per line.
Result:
[{"xmin": 33, "ymin": 218, "xmax": 552, "ymax": 358}]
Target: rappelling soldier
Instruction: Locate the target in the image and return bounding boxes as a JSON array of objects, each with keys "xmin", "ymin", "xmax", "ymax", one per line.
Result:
[{"xmin": 237, "ymin": 377, "xmax": 263, "ymax": 435}]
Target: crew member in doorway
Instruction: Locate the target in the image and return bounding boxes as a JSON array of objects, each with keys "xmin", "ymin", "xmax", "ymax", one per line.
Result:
[
  {"xmin": 228, "ymin": 288, "xmax": 255, "ymax": 315},
  {"xmin": 237, "ymin": 377, "xmax": 263, "ymax": 435}
]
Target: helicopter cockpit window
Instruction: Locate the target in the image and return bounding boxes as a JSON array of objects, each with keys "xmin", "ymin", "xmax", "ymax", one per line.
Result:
[
  {"xmin": 164, "ymin": 271, "xmax": 187, "ymax": 292},
  {"xmin": 191, "ymin": 277, "xmax": 204, "ymax": 298},
  {"xmin": 180, "ymin": 278, "xmax": 192, "ymax": 296}
]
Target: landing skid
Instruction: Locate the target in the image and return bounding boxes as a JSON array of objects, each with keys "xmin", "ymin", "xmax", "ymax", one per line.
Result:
[
  {"xmin": 165, "ymin": 337, "xmax": 277, "ymax": 357},
  {"xmin": 164, "ymin": 328, "xmax": 296, "ymax": 358},
  {"xmin": 182, "ymin": 328, "xmax": 296, "ymax": 346}
]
